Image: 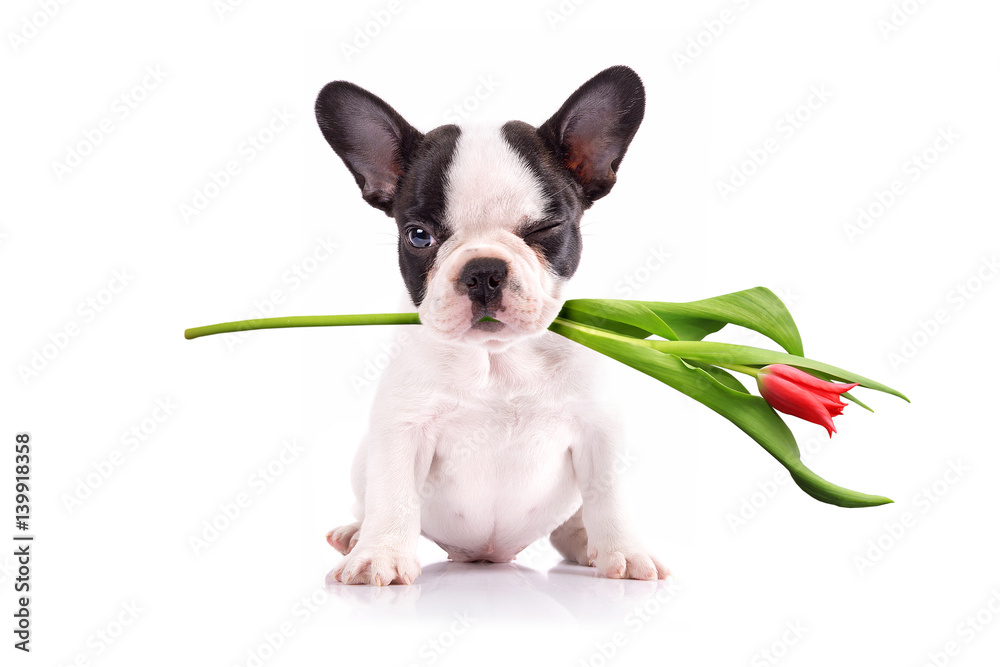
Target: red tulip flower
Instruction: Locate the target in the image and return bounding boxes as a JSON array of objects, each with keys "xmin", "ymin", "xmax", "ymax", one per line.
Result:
[{"xmin": 756, "ymin": 364, "xmax": 859, "ymax": 436}]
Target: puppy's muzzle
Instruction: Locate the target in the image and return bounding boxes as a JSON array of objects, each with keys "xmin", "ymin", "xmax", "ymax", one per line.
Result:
[{"xmin": 460, "ymin": 257, "xmax": 508, "ymax": 310}]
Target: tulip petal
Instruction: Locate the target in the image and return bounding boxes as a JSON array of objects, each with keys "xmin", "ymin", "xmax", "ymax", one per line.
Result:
[
  {"xmin": 764, "ymin": 364, "xmax": 859, "ymax": 395},
  {"xmin": 759, "ymin": 375, "xmax": 837, "ymax": 436},
  {"xmin": 814, "ymin": 393, "xmax": 849, "ymax": 412}
]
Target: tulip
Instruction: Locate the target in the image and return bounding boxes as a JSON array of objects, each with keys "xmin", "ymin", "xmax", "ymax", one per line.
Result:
[
  {"xmin": 756, "ymin": 364, "xmax": 859, "ymax": 436},
  {"xmin": 185, "ymin": 287, "xmax": 908, "ymax": 508}
]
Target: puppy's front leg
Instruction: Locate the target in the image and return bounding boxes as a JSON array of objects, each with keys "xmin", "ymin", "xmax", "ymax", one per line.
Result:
[
  {"xmin": 572, "ymin": 405, "xmax": 670, "ymax": 581},
  {"xmin": 332, "ymin": 422, "xmax": 428, "ymax": 586}
]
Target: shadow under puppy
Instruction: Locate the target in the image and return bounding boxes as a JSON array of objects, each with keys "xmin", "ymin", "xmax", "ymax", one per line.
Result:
[{"xmin": 316, "ymin": 66, "xmax": 668, "ymax": 585}]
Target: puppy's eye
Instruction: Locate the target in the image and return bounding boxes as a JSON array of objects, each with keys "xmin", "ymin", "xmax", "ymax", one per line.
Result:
[
  {"xmin": 524, "ymin": 222, "xmax": 562, "ymax": 239},
  {"xmin": 405, "ymin": 227, "xmax": 435, "ymax": 248}
]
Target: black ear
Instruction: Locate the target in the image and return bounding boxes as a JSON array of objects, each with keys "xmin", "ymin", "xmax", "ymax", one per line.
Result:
[
  {"xmin": 315, "ymin": 81, "xmax": 424, "ymax": 215},
  {"xmin": 538, "ymin": 66, "xmax": 645, "ymax": 205}
]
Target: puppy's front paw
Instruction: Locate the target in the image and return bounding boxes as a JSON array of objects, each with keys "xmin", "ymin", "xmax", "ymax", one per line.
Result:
[
  {"xmin": 588, "ymin": 544, "xmax": 670, "ymax": 581},
  {"xmin": 332, "ymin": 544, "xmax": 421, "ymax": 586}
]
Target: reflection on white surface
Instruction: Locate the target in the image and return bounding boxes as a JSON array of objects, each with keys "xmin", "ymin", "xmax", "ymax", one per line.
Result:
[{"xmin": 325, "ymin": 559, "xmax": 676, "ymax": 623}]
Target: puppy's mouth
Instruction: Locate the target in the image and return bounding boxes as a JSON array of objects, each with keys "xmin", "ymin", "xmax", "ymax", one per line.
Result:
[
  {"xmin": 469, "ymin": 305, "xmax": 507, "ymax": 333},
  {"xmin": 471, "ymin": 314, "xmax": 506, "ymax": 334}
]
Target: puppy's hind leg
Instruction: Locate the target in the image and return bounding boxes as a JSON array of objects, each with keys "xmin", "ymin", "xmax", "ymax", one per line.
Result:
[
  {"xmin": 326, "ymin": 522, "xmax": 361, "ymax": 555},
  {"xmin": 550, "ymin": 506, "xmax": 590, "ymax": 566}
]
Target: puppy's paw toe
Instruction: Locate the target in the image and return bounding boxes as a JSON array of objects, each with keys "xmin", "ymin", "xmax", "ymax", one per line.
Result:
[
  {"xmin": 589, "ymin": 545, "xmax": 670, "ymax": 581},
  {"xmin": 325, "ymin": 522, "xmax": 361, "ymax": 555},
  {"xmin": 332, "ymin": 545, "xmax": 421, "ymax": 586}
]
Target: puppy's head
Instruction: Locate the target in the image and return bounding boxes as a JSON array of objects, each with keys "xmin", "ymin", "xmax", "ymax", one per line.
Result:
[{"xmin": 315, "ymin": 66, "xmax": 644, "ymax": 349}]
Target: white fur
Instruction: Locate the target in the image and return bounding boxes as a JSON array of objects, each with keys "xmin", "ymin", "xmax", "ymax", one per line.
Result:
[
  {"xmin": 330, "ymin": 125, "xmax": 668, "ymax": 586},
  {"xmin": 420, "ymin": 125, "xmax": 562, "ymax": 347}
]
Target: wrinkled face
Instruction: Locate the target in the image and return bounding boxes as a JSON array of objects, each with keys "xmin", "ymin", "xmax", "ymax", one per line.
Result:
[
  {"xmin": 394, "ymin": 123, "xmax": 585, "ymax": 348},
  {"xmin": 315, "ymin": 66, "xmax": 646, "ymax": 350}
]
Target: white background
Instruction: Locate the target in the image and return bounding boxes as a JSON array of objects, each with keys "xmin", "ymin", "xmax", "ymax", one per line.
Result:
[{"xmin": 3, "ymin": 0, "xmax": 999, "ymax": 665}]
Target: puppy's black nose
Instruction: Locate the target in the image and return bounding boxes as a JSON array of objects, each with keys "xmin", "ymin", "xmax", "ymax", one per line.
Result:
[{"xmin": 460, "ymin": 257, "xmax": 508, "ymax": 306}]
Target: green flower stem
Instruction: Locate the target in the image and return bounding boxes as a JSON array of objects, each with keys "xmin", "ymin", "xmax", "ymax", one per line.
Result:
[
  {"xmin": 185, "ymin": 312, "xmax": 904, "ymax": 403},
  {"xmin": 711, "ymin": 362, "xmax": 762, "ymax": 378},
  {"xmin": 183, "ymin": 313, "xmax": 421, "ymax": 340}
]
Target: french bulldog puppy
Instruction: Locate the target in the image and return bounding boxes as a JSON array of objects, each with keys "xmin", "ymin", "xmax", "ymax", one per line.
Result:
[{"xmin": 316, "ymin": 66, "xmax": 668, "ymax": 585}]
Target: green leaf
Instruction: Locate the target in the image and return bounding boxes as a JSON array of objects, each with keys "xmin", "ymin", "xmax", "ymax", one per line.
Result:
[
  {"xmin": 649, "ymin": 287, "xmax": 803, "ymax": 354},
  {"xmin": 682, "ymin": 360, "xmax": 751, "ymax": 395},
  {"xmin": 562, "ymin": 287, "xmax": 803, "ymax": 355},
  {"xmin": 550, "ymin": 319, "xmax": 893, "ymax": 508},
  {"xmin": 842, "ymin": 391, "xmax": 874, "ymax": 413},
  {"xmin": 559, "ymin": 300, "xmax": 679, "ymax": 340}
]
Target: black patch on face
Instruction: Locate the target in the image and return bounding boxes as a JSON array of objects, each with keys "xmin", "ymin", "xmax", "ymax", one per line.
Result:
[
  {"xmin": 392, "ymin": 125, "xmax": 461, "ymax": 306},
  {"xmin": 501, "ymin": 120, "xmax": 586, "ymax": 280}
]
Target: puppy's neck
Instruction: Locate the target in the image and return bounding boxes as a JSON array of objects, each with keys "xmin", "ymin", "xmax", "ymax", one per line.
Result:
[{"xmin": 406, "ymin": 325, "xmax": 584, "ymax": 399}]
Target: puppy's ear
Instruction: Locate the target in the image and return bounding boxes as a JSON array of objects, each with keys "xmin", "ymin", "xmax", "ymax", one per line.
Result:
[
  {"xmin": 539, "ymin": 66, "xmax": 645, "ymax": 205},
  {"xmin": 315, "ymin": 81, "xmax": 423, "ymax": 215}
]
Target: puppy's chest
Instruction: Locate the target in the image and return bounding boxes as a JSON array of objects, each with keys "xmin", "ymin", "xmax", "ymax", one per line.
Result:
[
  {"xmin": 394, "ymin": 331, "xmax": 597, "ymax": 479},
  {"xmin": 431, "ymin": 393, "xmax": 577, "ymax": 464}
]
